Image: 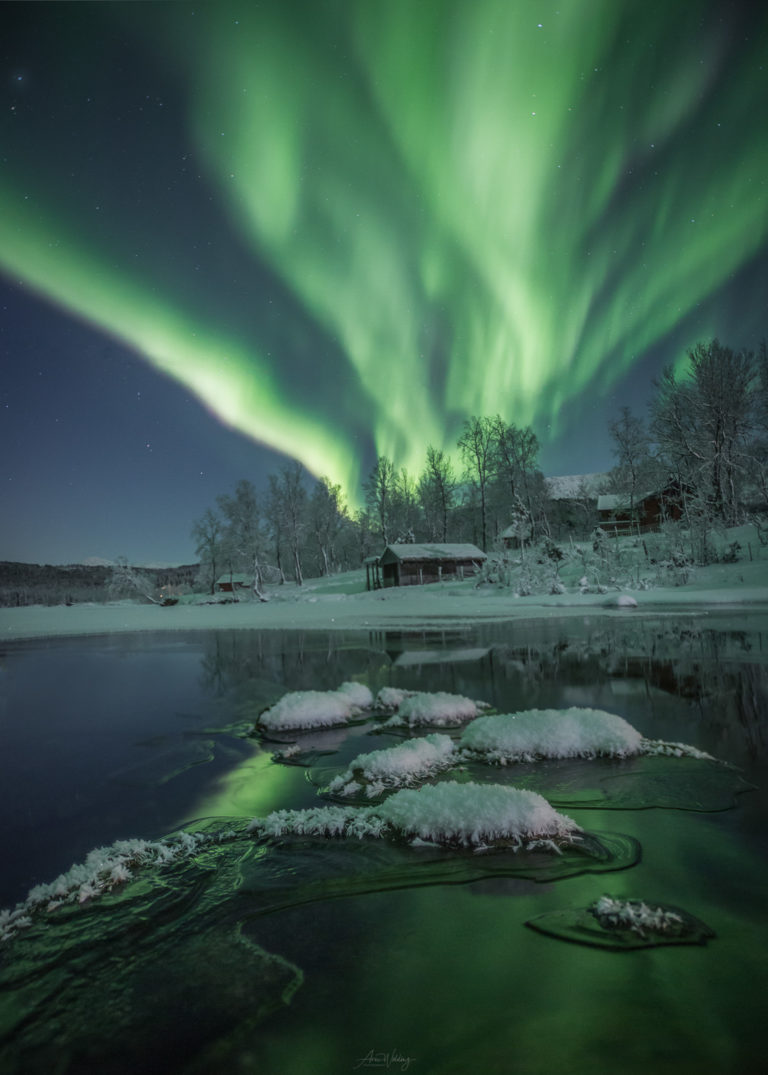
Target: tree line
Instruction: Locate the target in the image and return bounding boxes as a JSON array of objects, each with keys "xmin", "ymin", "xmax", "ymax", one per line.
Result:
[
  {"xmin": 0, "ymin": 561, "xmax": 198, "ymax": 608},
  {"xmin": 191, "ymin": 415, "xmax": 550, "ymax": 593},
  {"xmin": 192, "ymin": 337, "xmax": 768, "ymax": 592}
]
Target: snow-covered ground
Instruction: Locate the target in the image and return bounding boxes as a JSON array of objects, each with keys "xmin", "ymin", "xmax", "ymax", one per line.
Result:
[
  {"xmin": 2, "ymin": 575, "xmax": 768, "ymax": 641},
  {"xmin": 2, "ymin": 525, "xmax": 768, "ymax": 641}
]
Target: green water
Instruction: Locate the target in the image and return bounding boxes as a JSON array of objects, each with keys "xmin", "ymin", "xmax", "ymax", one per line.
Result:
[{"xmin": 1, "ymin": 614, "xmax": 766, "ymax": 1073}]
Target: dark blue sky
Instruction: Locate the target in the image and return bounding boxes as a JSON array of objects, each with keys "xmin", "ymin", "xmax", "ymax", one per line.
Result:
[{"xmin": 2, "ymin": 1, "xmax": 767, "ymax": 565}]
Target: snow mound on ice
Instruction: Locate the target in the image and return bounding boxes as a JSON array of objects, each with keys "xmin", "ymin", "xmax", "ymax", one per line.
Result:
[
  {"xmin": 376, "ymin": 783, "xmax": 580, "ymax": 846},
  {"xmin": 336, "ymin": 681, "xmax": 374, "ymax": 709},
  {"xmin": 326, "ymin": 734, "xmax": 457, "ymax": 797},
  {"xmin": 251, "ymin": 781, "xmax": 581, "ymax": 849},
  {"xmin": 374, "ymin": 686, "xmax": 415, "ymax": 710},
  {"xmin": 460, "ymin": 707, "xmax": 644, "ymax": 762},
  {"xmin": 383, "ymin": 690, "xmax": 487, "ymax": 727},
  {"xmin": 259, "ymin": 681, "xmax": 372, "ymax": 731}
]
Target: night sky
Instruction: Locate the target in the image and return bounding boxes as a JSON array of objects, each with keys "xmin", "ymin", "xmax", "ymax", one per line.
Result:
[{"xmin": 2, "ymin": 1, "xmax": 767, "ymax": 565}]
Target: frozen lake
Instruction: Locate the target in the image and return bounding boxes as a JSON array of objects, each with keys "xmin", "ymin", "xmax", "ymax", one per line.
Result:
[{"xmin": 1, "ymin": 613, "xmax": 767, "ymax": 1073}]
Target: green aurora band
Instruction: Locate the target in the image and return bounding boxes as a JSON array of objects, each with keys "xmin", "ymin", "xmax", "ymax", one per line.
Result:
[{"xmin": 1, "ymin": 0, "xmax": 767, "ymax": 497}]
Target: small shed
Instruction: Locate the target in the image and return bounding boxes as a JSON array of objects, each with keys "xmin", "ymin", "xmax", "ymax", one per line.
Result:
[
  {"xmin": 501, "ymin": 521, "xmax": 533, "ymax": 549},
  {"xmin": 597, "ymin": 484, "xmax": 685, "ymax": 534},
  {"xmin": 215, "ymin": 572, "xmax": 252, "ymax": 593},
  {"xmin": 377, "ymin": 543, "xmax": 487, "ymax": 588}
]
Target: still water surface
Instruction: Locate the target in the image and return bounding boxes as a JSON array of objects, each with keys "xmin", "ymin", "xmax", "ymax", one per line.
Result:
[{"xmin": 1, "ymin": 613, "xmax": 766, "ymax": 1074}]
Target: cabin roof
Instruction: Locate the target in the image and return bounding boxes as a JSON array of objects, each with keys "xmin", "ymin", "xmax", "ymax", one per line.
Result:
[
  {"xmin": 380, "ymin": 543, "xmax": 486, "ymax": 564},
  {"xmin": 597, "ymin": 484, "xmax": 681, "ymax": 512},
  {"xmin": 597, "ymin": 493, "xmax": 640, "ymax": 512}
]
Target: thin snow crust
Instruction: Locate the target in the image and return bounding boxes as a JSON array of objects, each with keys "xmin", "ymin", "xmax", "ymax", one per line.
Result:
[
  {"xmin": 640, "ymin": 739, "xmax": 714, "ymax": 760},
  {"xmin": 251, "ymin": 781, "xmax": 581, "ymax": 849},
  {"xmin": 259, "ymin": 681, "xmax": 373, "ymax": 731},
  {"xmin": 326, "ymin": 734, "xmax": 457, "ymax": 797},
  {"xmin": 460, "ymin": 707, "xmax": 644, "ymax": 762},
  {"xmin": 383, "ymin": 690, "xmax": 487, "ymax": 727}
]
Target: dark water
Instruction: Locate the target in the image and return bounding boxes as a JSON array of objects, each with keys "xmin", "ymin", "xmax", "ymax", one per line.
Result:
[{"xmin": 0, "ymin": 613, "xmax": 767, "ymax": 1074}]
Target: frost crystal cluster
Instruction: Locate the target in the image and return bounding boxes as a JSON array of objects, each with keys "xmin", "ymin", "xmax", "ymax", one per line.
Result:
[{"xmin": 591, "ymin": 895, "xmax": 686, "ymax": 938}]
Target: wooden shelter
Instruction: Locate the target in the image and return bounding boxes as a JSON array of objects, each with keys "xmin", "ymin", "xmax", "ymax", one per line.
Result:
[
  {"xmin": 375, "ymin": 543, "xmax": 486, "ymax": 588},
  {"xmin": 597, "ymin": 483, "xmax": 685, "ymax": 534},
  {"xmin": 215, "ymin": 572, "xmax": 252, "ymax": 593}
]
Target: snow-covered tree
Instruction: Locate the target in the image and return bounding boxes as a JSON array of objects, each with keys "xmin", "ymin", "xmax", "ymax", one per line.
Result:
[
  {"xmin": 651, "ymin": 339, "xmax": 755, "ymax": 527},
  {"xmin": 364, "ymin": 456, "xmax": 397, "ymax": 545},
  {"xmin": 216, "ymin": 479, "xmax": 269, "ymax": 598},
  {"xmin": 418, "ymin": 445, "xmax": 456, "ymax": 541},
  {"xmin": 268, "ymin": 462, "xmax": 308, "ymax": 585},
  {"xmin": 108, "ymin": 556, "xmax": 160, "ymax": 604},
  {"xmin": 458, "ymin": 415, "xmax": 495, "ymax": 550},
  {"xmin": 608, "ymin": 407, "xmax": 661, "ymax": 522},
  {"xmin": 309, "ymin": 476, "xmax": 349, "ymax": 576},
  {"xmin": 191, "ymin": 508, "xmax": 223, "ymax": 594}
]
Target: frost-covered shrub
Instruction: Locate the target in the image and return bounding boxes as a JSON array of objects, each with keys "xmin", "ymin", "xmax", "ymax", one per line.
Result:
[
  {"xmin": 475, "ymin": 555, "xmax": 516, "ymax": 588},
  {"xmin": 721, "ymin": 541, "xmax": 742, "ymax": 563},
  {"xmin": 538, "ymin": 538, "xmax": 565, "ymax": 563}
]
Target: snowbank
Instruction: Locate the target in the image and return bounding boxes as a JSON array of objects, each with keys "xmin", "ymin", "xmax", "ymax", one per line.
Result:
[
  {"xmin": 383, "ymin": 690, "xmax": 488, "ymax": 728},
  {"xmin": 326, "ymin": 734, "xmax": 457, "ymax": 797},
  {"xmin": 258, "ymin": 681, "xmax": 373, "ymax": 731},
  {"xmin": 3, "ymin": 564, "xmax": 768, "ymax": 642},
  {"xmin": 251, "ymin": 781, "xmax": 581, "ymax": 849},
  {"xmin": 460, "ymin": 707, "xmax": 644, "ymax": 763}
]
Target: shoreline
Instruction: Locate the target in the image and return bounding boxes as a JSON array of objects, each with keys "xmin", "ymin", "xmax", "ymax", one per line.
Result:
[{"xmin": 3, "ymin": 584, "xmax": 768, "ymax": 642}]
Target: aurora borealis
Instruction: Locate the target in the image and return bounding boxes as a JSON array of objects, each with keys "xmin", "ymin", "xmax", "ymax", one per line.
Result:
[{"xmin": 2, "ymin": 0, "xmax": 767, "ymax": 562}]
